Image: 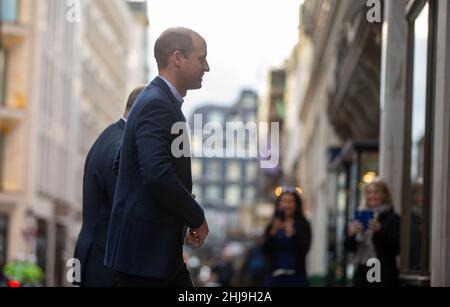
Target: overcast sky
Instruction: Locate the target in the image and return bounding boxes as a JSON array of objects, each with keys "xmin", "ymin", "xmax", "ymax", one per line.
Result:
[{"xmin": 147, "ymin": 0, "xmax": 304, "ymax": 118}]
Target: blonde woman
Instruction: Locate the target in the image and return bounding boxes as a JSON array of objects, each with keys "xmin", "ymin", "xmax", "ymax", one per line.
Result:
[{"xmin": 344, "ymin": 178, "xmax": 400, "ymax": 287}]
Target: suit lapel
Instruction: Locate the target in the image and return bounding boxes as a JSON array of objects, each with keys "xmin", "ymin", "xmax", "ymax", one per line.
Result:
[
  {"xmin": 151, "ymin": 77, "xmax": 186, "ymax": 122},
  {"xmin": 116, "ymin": 119, "xmax": 126, "ymax": 131},
  {"xmin": 151, "ymin": 77, "xmax": 193, "ymax": 190}
]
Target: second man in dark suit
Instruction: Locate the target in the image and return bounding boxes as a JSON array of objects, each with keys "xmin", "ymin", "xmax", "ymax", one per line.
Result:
[{"xmin": 74, "ymin": 86, "xmax": 144, "ymax": 287}]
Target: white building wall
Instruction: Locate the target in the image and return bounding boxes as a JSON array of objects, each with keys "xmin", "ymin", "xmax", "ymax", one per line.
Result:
[{"xmin": 298, "ymin": 29, "xmax": 342, "ymax": 280}]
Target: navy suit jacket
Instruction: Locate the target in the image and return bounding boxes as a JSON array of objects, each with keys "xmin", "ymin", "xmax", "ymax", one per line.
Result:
[
  {"xmin": 105, "ymin": 77, "xmax": 205, "ymax": 279},
  {"xmin": 74, "ymin": 119, "xmax": 125, "ymax": 286}
]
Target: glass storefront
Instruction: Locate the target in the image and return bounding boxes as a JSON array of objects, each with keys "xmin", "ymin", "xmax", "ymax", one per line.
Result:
[
  {"xmin": 36, "ymin": 219, "xmax": 48, "ymax": 283},
  {"xmin": 327, "ymin": 141, "xmax": 379, "ymax": 286},
  {"xmin": 401, "ymin": 0, "xmax": 436, "ymax": 286},
  {"xmin": 409, "ymin": 2, "xmax": 429, "ymax": 273}
]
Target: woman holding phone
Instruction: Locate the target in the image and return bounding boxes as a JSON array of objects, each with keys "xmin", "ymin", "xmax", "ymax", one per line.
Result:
[
  {"xmin": 345, "ymin": 178, "xmax": 400, "ymax": 287},
  {"xmin": 262, "ymin": 187, "xmax": 311, "ymax": 287}
]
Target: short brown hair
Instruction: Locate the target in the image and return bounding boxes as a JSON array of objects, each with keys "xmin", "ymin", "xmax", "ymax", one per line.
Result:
[
  {"xmin": 126, "ymin": 86, "xmax": 145, "ymax": 112},
  {"xmin": 154, "ymin": 27, "xmax": 199, "ymax": 69}
]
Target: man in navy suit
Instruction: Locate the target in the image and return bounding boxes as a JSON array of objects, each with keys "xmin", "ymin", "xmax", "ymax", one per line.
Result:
[
  {"xmin": 74, "ymin": 86, "xmax": 144, "ymax": 287},
  {"xmin": 105, "ymin": 27, "xmax": 210, "ymax": 287}
]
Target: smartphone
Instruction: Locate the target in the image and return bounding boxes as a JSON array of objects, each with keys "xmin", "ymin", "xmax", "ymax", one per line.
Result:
[
  {"xmin": 274, "ymin": 210, "xmax": 286, "ymax": 222},
  {"xmin": 353, "ymin": 210, "xmax": 374, "ymax": 230}
]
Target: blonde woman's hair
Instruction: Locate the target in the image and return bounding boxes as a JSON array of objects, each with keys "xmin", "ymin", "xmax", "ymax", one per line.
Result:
[{"xmin": 364, "ymin": 177, "xmax": 392, "ymax": 205}]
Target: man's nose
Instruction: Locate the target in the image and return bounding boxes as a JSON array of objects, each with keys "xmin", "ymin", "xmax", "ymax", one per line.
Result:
[{"xmin": 204, "ymin": 61, "xmax": 210, "ymax": 72}]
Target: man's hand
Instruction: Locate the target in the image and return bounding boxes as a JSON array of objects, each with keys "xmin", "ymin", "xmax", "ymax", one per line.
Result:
[{"xmin": 187, "ymin": 218, "xmax": 209, "ymax": 248}]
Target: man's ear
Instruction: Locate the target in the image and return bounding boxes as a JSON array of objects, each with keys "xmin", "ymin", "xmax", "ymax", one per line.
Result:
[{"xmin": 172, "ymin": 50, "xmax": 183, "ymax": 67}]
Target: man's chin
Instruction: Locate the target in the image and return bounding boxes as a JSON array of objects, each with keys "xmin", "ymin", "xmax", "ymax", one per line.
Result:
[{"xmin": 190, "ymin": 83, "xmax": 202, "ymax": 90}]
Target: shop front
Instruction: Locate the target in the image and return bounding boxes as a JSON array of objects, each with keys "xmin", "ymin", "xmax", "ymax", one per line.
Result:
[{"xmin": 327, "ymin": 140, "xmax": 379, "ymax": 286}]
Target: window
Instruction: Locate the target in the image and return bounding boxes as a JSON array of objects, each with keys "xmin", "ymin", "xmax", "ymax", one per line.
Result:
[
  {"xmin": 241, "ymin": 95, "xmax": 257, "ymax": 108},
  {"xmin": 207, "ymin": 160, "xmax": 222, "ymax": 180},
  {"xmin": 191, "ymin": 134, "xmax": 203, "ymax": 157},
  {"xmin": 227, "ymin": 161, "xmax": 241, "ymax": 181},
  {"xmin": 245, "ymin": 161, "xmax": 258, "ymax": 181},
  {"xmin": 244, "ymin": 186, "xmax": 257, "ymax": 203},
  {"xmin": 409, "ymin": 3, "xmax": 429, "ymax": 273},
  {"xmin": 191, "ymin": 159, "xmax": 202, "ymax": 180},
  {"xmin": 0, "ymin": 48, "xmax": 6, "ymax": 105},
  {"xmin": 225, "ymin": 185, "xmax": 241, "ymax": 207},
  {"xmin": 247, "ymin": 112, "xmax": 257, "ymax": 124},
  {"xmin": 205, "ymin": 185, "xmax": 221, "ymax": 202},
  {"xmin": 0, "ymin": 0, "xmax": 19, "ymax": 23},
  {"xmin": 207, "ymin": 111, "xmax": 224, "ymax": 124},
  {"xmin": 402, "ymin": 0, "xmax": 436, "ymax": 286}
]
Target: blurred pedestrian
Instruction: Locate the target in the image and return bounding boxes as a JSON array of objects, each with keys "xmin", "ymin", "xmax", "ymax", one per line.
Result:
[
  {"xmin": 345, "ymin": 178, "xmax": 400, "ymax": 287},
  {"xmin": 239, "ymin": 239, "xmax": 265, "ymax": 287},
  {"xmin": 211, "ymin": 251, "xmax": 234, "ymax": 287},
  {"xmin": 262, "ymin": 187, "xmax": 311, "ymax": 287}
]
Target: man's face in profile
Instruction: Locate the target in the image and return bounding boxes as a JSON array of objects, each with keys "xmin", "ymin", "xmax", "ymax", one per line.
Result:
[{"xmin": 180, "ymin": 34, "xmax": 210, "ymax": 90}]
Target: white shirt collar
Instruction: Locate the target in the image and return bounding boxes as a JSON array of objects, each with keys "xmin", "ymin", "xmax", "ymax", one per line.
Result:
[{"xmin": 158, "ymin": 76, "xmax": 184, "ymax": 105}]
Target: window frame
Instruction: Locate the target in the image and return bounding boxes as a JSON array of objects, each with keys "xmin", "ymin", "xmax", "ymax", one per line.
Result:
[{"xmin": 401, "ymin": 0, "xmax": 437, "ymax": 285}]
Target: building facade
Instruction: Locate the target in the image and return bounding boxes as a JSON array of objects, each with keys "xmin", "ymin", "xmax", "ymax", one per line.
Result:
[
  {"xmin": 284, "ymin": 0, "xmax": 450, "ymax": 286},
  {"xmin": 379, "ymin": 0, "xmax": 450, "ymax": 287},
  {"xmin": 0, "ymin": 0, "xmax": 149, "ymax": 286},
  {"xmin": 0, "ymin": 0, "xmax": 80, "ymax": 286},
  {"xmin": 189, "ymin": 90, "xmax": 260, "ymax": 250},
  {"xmin": 1, "ymin": 0, "xmax": 35, "ymax": 272},
  {"xmin": 257, "ymin": 69, "xmax": 285, "ymax": 221}
]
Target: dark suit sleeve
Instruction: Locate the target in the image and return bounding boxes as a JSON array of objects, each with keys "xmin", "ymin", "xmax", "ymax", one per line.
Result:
[
  {"xmin": 113, "ymin": 144, "xmax": 121, "ymax": 177},
  {"xmin": 135, "ymin": 99, "xmax": 205, "ymax": 228},
  {"xmin": 105, "ymin": 142, "xmax": 121, "ymax": 206}
]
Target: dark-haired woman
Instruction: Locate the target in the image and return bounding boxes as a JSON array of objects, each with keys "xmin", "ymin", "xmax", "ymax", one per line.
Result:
[{"xmin": 262, "ymin": 190, "xmax": 311, "ymax": 287}]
